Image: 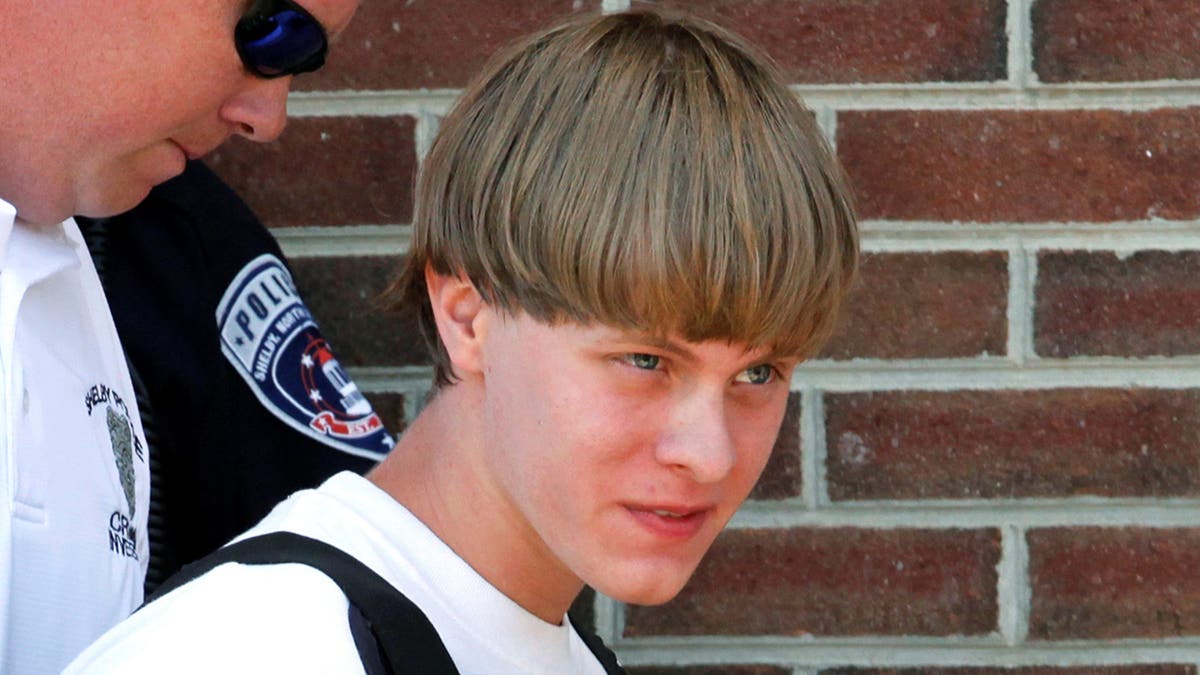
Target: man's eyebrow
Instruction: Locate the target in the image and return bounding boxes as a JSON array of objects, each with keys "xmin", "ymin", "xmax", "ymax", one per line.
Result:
[
  {"xmin": 606, "ymin": 332, "xmax": 698, "ymax": 362},
  {"xmin": 755, "ymin": 346, "xmax": 801, "ymax": 364},
  {"xmin": 607, "ymin": 331, "xmax": 798, "ymax": 366},
  {"xmin": 639, "ymin": 335, "xmax": 697, "ymax": 362}
]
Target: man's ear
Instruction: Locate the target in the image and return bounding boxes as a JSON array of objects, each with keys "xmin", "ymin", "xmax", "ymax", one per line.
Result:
[{"xmin": 425, "ymin": 264, "xmax": 487, "ymax": 379}]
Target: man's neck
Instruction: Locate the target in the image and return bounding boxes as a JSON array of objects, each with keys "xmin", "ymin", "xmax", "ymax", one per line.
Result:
[{"xmin": 367, "ymin": 382, "xmax": 585, "ymax": 624}]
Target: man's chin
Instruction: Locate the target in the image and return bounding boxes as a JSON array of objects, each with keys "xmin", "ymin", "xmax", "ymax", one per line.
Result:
[
  {"xmin": 590, "ymin": 564, "xmax": 696, "ymax": 608},
  {"xmin": 13, "ymin": 201, "xmax": 78, "ymax": 228},
  {"xmin": 73, "ymin": 184, "xmax": 156, "ymax": 222}
]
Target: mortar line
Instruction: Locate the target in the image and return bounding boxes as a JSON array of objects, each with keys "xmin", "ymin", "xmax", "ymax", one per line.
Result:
[
  {"xmin": 275, "ymin": 225, "xmax": 409, "ymax": 258},
  {"xmin": 611, "ymin": 638, "xmax": 1200, "ymax": 668},
  {"xmin": 789, "ymin": 358, "xmax": 1200, "ymax": 391},
  {"xmin": 800, "ymin": 387, "xmax": 824, "ymax": 510},
  {"xmin": 414, "ymin": 111, "xmax": 441, "ymax": 162},
  {"xmin": 1008, "ymin": 0, "xmax": 1033, "ymax": 89},
  {"xmin": 816, "ymin": 106, "xmax": 837, "ymax": 150},
  {"xmin": 731, "ymin": 500, "xmax": 1200, "ymax": 529},
  {"xmin": 997, "ymin": 525, "xmax": 1031, "ymax": 645},
  {"xmin": 353, "ymin": 356, "xmax": 1200, "ymax": 394},
  {"xmin": 287, "ymin": 84, "xmax": 1200, "ymax": 116},
  {"xmin": 1005, "ymin": 240, "xmax": 1032, "ymax": 364},
  {"xmin": 1024, "ymin": 244, "xmax": 1041, "ymax": 359},
  {"xmin": 593, "ymin": 592, "xmax": 623, "ymax": 646},
  {"xmin": 855, "ymin": 220, "xmax": 1200, "ymax": 253},
  {"xmin": 402, "ymin": 379, "xmax": 433, "ymax": 424},
  {"xmin": 860, "ymin": 218, "xmax": 1200, "ymax": 232},
  {"xmin": 276, "ymin": 220, "xmax": 1200, "ymax": 259}
]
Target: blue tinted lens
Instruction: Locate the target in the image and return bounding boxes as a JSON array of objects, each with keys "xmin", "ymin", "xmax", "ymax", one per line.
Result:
[{"xmin": 237, "ymin": 2, "xmax": 327, "ymax": 78}]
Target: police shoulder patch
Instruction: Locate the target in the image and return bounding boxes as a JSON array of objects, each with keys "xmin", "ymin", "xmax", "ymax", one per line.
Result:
[{"xmin": 217, "ymin": 254, "xmax": 394, "ymax": 460}]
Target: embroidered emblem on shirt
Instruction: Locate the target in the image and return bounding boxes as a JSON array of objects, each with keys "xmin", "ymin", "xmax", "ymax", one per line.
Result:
[
  {"xmin": 107, "ymin": 406, "xmax": 136, "ymax": 520},
  {"xmin": 216, "ymin": 254, "xmax": 394, "ymax": 460},
  {"xmin": 85, "ymin": 383, "xmax": 143, "ymax": 560}
]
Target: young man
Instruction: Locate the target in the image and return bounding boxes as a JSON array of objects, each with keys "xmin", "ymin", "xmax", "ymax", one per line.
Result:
[
  {"xmin": 0, "ymin": 1, "xmax": 358, "ymax": 671},
  {"xmin": 66, "ymin": 8, "xmax": 859, "ymax": 673}
]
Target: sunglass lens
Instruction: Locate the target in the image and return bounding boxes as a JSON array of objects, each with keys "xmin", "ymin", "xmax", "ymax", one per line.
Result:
[{"xmin": 237, "ymin": 8, "xmax": 327, "ymax": 77}]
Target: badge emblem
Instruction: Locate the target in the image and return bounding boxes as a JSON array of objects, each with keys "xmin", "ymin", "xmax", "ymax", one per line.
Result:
[
  {"xmin": 85, "ymin": 383, "xmax": 143, "ymax": 559},
  {"xmin": 217, "ymin": 254, "xmax": 393, "ymax": 459},
  {"xmin": 107, "ymin": 406, "xmax": 136, "ymax": 520}
]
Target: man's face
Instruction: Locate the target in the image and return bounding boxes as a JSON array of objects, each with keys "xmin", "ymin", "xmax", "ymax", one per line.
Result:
[
  {"xmin": 477, "ymin": 312, "xmax": 797, "ymax": 606},
  {"xmin": 0, "ymin": 0, "xmax": 358, "ymax": 225}
]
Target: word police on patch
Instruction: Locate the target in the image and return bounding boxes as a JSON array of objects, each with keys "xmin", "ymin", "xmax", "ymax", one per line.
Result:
[{"xmin": 217, "ymin": 254, "xmax": 393, "ymax": 460}]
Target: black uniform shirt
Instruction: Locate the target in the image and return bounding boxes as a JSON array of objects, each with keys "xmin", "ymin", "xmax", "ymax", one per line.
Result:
[{"xmin": 77, "ymin": 161, "xmax": 393, "ymax": 590}]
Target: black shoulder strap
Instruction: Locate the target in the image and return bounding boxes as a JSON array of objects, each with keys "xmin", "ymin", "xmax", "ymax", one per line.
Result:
[
  {"xmin": 568, "ymin": 614, "xmax": 627, "ymax": 674},
  {"xmin": 145, "ymin": 531, "xmax": 459, "ymax": 675}
]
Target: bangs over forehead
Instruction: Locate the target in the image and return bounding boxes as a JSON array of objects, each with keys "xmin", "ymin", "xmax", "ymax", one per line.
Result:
[{"xmin": 402, "ymin": 9, "xmax": 858, "ymax": 382}]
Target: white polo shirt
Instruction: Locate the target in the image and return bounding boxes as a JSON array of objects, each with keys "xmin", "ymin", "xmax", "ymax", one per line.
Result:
[{"xmin": 0, "ymin": 198, "xmax": 149, "ymax": 674}]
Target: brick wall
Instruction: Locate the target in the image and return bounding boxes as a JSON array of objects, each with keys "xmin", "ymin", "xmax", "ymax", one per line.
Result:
[{"xmin": 208, "ymin": 0, "xmax": 1200, "ymax": 671}]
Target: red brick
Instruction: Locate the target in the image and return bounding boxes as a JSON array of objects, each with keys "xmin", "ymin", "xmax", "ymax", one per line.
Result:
[
  {"xmin": 208, "ymin": 116, "xmax": 416, "ymax": 227},
  {"xmin": 826, "ymin": 389, "xmax": 1200, "ymax": 500},
  {"xmin": 363, "ymin": 392, "xmax": 407, "ymax": 435},
  {"xmin": 1029, "ymin": 528, "xmax": 1200, "ymax": 639},
  {"xmin": 654, "ymin": 0, "xmax": 1006, "ymax": 83},
  {"xmin": 624, "ymin": 528, "xmax": 1000, "ymax": 636},
  {"xmin": 830, "ymin": 662, "xmax": 1195, "ymax": 667},
  {"xmin": 749, "ymin": 392, "xmax": 802, "ymax": 500},
  {"xmin": 290, "ymin": 256, "xmax": 429, "ymax": 368},
  {"xmin": 838, "ymin": 109, "xmax": 1200, "ymax": 222},
  {"xmin": 1033, "ymin": 0, "xmax": 1200, "ymax": 83},
  {"xmin": 821, "ymin": 252, "xmax": 1007, "ymax": 359},
  {"xmin": 299, "ymin": 0, "xmax": 592, "ymax": 91},
  {"xmin": 1037, "ymin": 251, "xmax": 1200, "ymax": 357}
]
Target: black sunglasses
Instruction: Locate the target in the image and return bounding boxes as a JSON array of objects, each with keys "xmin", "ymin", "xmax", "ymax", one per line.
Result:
[{"xmin": 235, "ymin": 0, "xmax": 329, "ymax": 79}]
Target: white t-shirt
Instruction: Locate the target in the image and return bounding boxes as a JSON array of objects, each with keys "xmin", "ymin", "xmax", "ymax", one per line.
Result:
[
  {"xmin": 0, "ymin": 199, "xmax": 150, "ymax": 674},
  {"xmin": 65, "ymin": 472, "xmax": 610, "ymax": 675}
]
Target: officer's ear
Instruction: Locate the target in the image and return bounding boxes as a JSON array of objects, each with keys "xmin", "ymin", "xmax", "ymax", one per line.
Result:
[{"xmin": 425, "ymin": 265, "xmax": 487, "ymax": 379}]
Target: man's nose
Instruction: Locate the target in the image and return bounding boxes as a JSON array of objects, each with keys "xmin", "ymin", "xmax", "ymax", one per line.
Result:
[
  {"xmin": 220, "ymin": 76, "xmax": 291, "ymax": 143},
  {"xmin": 654, "ymin": 390, "xmax": 738, "ymax": 484}
]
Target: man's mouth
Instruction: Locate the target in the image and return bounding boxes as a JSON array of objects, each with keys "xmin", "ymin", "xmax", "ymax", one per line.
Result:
[{"xmin": 626, "ymin": 504, "xmax": 712, "ymax": 539}]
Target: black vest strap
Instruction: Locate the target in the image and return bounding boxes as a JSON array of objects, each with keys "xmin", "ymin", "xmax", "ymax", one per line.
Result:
[
  {"xmin": 144, "ymin": 531, "xmax": 459, "ymax": 675},
  {"xmin": 146, "ymin": 531, "xmax": 627, "ymax": 674},
  {"xmin": 569, "ymin": 614, "xmax": 627, "ymax": 674}
]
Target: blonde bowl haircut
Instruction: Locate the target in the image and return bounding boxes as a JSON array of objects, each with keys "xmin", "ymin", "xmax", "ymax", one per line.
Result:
[{"xmin": 391, "ymin": 8, "xmax": 859, "ymax": 388}]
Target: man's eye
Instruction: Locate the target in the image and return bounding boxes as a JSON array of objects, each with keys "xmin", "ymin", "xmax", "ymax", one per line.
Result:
[
  {"xmin": 736, "ymin": 364, "xmax": 776, "ymax": 385},
  {"xmin": 624, "ymin": 353, "xmax": 661, "ymax": 370}
]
